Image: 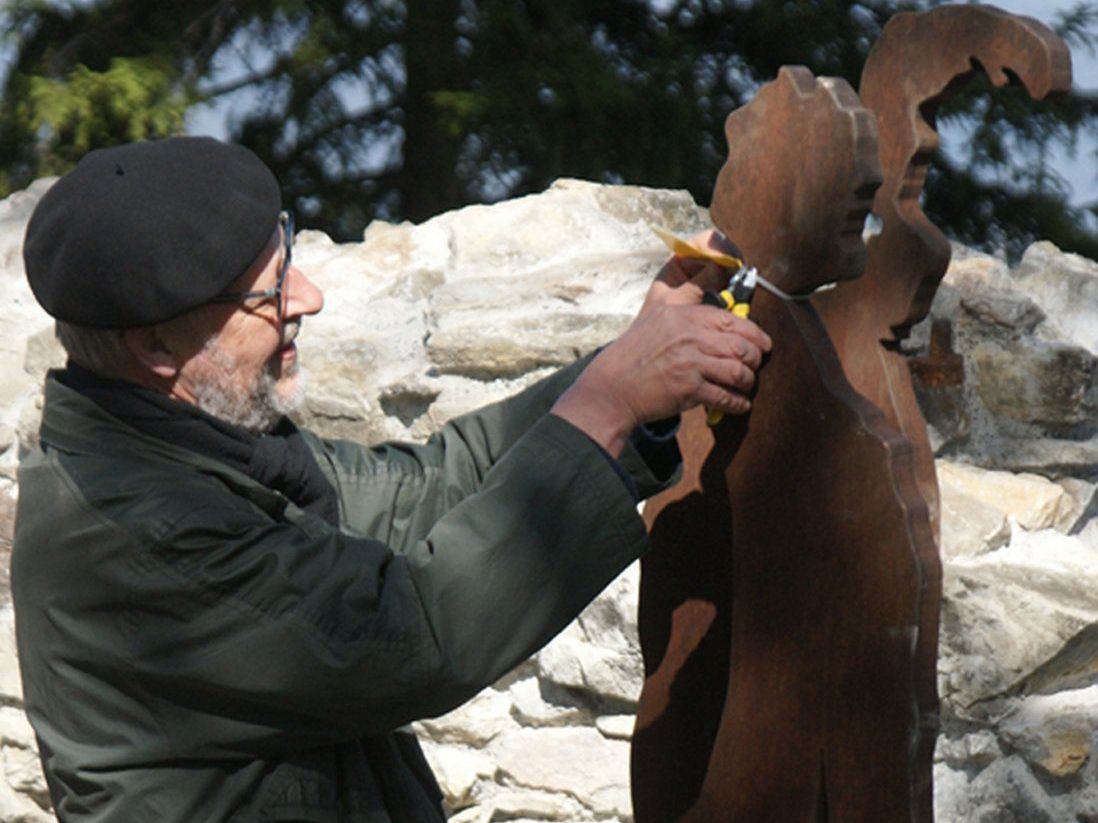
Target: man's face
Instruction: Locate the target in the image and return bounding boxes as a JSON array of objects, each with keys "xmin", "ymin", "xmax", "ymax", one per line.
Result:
[{"xmin": 167, "ymin": 223, "xmax": 324, "ymax": 431}]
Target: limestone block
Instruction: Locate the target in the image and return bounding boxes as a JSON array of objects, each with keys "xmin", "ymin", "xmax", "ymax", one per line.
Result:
[
  {"xmin": 430, "ymin": 179, "xmax": 707, "ymax": 281},
  {"xmin": 421, "ymin": 255, "xmax": 646, "ymax": 381},
  {"xmin": 938, "ymin": 481, "xmax": 1010, "ymax": 559},
  {"xmin": 13, "ymin": 394, "xmax": 46, "ymax": 463},
  {"xmin": 428, "ymin": 307, "xmax": 627, "ymax": 381},
  {"xmin": 535, "ymin": 563, "xmax": 642, "ymax": 706},
  {"xmin": 508, "ymin": 677, "xmax": 590, "ymax": 728},
  {"xmin": 483, "ymin": 788, "xmax": 588, "ymax": 821},
  {"xmin": 971, "ymin": 338, "xmax": 1095, "ymax": 427},
  {"xmin": 921, "ymin": 241, "xmax": 1098, "ymax": 478},
  {"xmin": 595, "ymin": 714, "xmax": 635, "ymax": 741},
  {"xmin": 939, "ymin": 529, "xmax": 1098, "ymax": 715},
  {"xmin": 414, "ymin": 686, "xmax": 516, "ymax": 747},
  {"xmin": 933, "ymin": 755, "xmax": 1067, "ymax": 823},
  {"xmin": 0, "ymin": 181, "xmax": 54, "ymax": 464},
  {"xmin": 941, "ymin": 244, "xmax": 1027, "ymax": 336},
  {"xmin": 0, "ymin": 179, "xmax": 55, "ymax": 277},
  {"xmin": 0, "ymin": 708, "xmax": 36, "ymax": 752},
  {"xmin": 418, "ymin": 741, "xmax": 493, "ymax": 810},
  {"xmin": 295, "ymin": 286, "xmax": 432, "ymax": 443},
  {"xmin": 350, "ymin": 219, "xmax": 448, "ymax": 275},
  {"xmin": 375, "ymin": 380, "xmax": 440, "ymax": 428},
  {"xmin": 297, "ymin": 353, "xmax": 387, "ymax": 443},
  {"xmin": 944, "ymin": 244, "xmax": 1014, "ymax": 295},
  {"xmin": 589, "ymin": 179, "xmax": 712, "ymax": 235},
  {"xmin": 0, "ymin": 480, "xmax": 15, "ymax": 579},
  {"xmin": 930, "ymin": 763, "xmax": 968, "ymax": 822},
  {"xmin": 295, "ymin": 227, "xmax": 414, "ymax": 303},
  {"xmin": 412, "ymin": 372, "xmax": 550, "ymax": 443},
  {"xmin": 0, "ymin": 347, "xmax": 40, "ymax": 429},
  {"xmin": 2, "ymin": 746, "xmax": 48, "ymax": 809},
  {"xmin": 0, "ymin": 775, "xmax": 51, "ymax": 823},
  {"xmin": 981, "ymin": 435, "xmax": 1098, "ymax": 479},
  {"xmin": 491, "ymin": 726, "xmax": 631, "ymax": 818},
  {"xmin": 937, "ymin": 460, "xmax": 1073, "ymax": 532},
  {"xmin": 934, "ymin": 729, "xmax": 1003, "ymax": 769},
  {"xmin": 999, "ymin": 685, "xmax": 1098, "ymax": 778},
  {"xmin": 1057, "ymin": 478, "xmax": 1096, "ymax": 533},
  {"xmin": 960, "ymin": 289, "xmax": 1045, "ymax": 333},
  {"xmin": 917, "ymin": 389, "xmax": 969, "ymax": 455},
  {"xmin": 0, "ymin": 317, "xmax": 51, "ymax": 465},
  {"xmin": 536, "ymin": 627, "xmax": 633, "ymax": 706},
  {"xmin": 447, "ymin": 806, "xmax": 489, "ymax": 823},
  {"xmin": 0, "ymin": 608, "xmax": 23, "ymax": 704},
  {"xmin": 415, "ymin": 180, "xmax": 702, "ymax": 383},
  {"xmin": 1012, "ymin": 240, "xmax": 1098, "ymax": 354}
]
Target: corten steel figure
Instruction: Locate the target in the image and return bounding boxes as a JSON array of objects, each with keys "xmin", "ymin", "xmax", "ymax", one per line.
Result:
[
  {"xmin": 812, "ymin": 5, "xmax": 1072, "ymax": 801},
  {"xmin": 633, "ymin": 65, "xmax": 893, "ymax": 821},
  {"xmin": 632, "ymin": 6, "xmax": 1072, "ymax": 823}
]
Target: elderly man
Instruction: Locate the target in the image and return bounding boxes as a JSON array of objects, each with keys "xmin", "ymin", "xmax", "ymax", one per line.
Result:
[{"xmin": 12, "ymin": 137, "xmax": 769, "ymax": 822}]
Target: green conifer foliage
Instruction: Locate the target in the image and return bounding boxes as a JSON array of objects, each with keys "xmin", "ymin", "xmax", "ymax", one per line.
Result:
[{"xmin": 0, "ymin": 0, "xmax": 1094, "ymax": 260}]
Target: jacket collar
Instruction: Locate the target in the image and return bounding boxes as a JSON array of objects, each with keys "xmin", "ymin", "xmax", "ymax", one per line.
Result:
[{"xmin": 38, "ymin": 373, "xmax": 295, "ymax": 518}]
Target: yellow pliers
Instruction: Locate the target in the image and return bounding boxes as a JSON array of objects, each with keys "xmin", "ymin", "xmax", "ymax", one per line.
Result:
[{"xmin": 653, "ymin": 227, "xmax": 758, "ymax": 425}]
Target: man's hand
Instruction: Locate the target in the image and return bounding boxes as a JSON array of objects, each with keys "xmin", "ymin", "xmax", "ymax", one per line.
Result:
[{"xmin": 552, "ymin": 230, "xmax": 773, "ymax": 457}]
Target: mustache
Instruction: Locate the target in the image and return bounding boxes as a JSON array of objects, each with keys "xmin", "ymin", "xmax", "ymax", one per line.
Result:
[{"xmin": 280, "ymin": 320, "xmax": 301, "ymax": 348}]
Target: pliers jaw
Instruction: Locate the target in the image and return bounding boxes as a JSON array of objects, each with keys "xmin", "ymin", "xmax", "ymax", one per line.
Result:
[
  {"xmin": 729, "ymin": 266, "xmax": 758, "ymax": 305},
  {"xmin": 703, "ymin": 266, "xmax": 756, "ymax": 314}
]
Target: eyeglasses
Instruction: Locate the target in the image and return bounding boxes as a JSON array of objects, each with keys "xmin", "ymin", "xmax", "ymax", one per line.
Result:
[{"xmin": 207, "ymin": 210, "xmax": 294, "ymax": 325}]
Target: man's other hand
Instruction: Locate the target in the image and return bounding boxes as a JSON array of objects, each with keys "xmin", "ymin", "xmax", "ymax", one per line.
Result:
[{"xmin": 551, "ymin": 230, "xmax": 773, "ymax": 457}]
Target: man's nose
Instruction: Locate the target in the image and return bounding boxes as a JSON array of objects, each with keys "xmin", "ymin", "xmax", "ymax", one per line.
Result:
[{"xmin": 284, "ymin": 265, "xmax": 324, "ymax": 318}]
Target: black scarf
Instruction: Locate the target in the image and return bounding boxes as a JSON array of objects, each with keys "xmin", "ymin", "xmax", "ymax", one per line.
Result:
[{"xmin": 56, "ymin": 363, "xmax": 340, "ymax": 526}]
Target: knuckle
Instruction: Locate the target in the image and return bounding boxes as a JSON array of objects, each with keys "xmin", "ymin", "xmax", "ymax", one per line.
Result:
[
  {"xmin": 726, "ymin": 362, "xmax": 751, "ymax": 392},
  {"xmin": 738, "ymin": 364, "xmax": 756, "ymax": 392},
  {"xmin": 721, "ymin": 391, "xmax": 749, "ymax": 414}
]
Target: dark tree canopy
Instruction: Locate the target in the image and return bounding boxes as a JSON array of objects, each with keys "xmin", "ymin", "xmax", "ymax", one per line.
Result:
[{"xmin": 1, "ymin": 0, "xmax": 1095, "ymax": 260}]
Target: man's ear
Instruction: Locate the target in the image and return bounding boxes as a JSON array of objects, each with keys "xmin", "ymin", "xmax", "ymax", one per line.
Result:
[{"xmin": 121, "ymin": 327, "xmax": 180, "ymax": 381}]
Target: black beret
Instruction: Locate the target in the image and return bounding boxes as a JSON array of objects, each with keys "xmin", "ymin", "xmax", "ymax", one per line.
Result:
[{"xmin": 23, "ymin": 136, "xmax": 281, "ymax": 328}]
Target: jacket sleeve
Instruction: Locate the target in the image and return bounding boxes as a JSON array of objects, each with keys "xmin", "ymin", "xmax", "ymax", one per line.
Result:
[
  {"xmin": 312, "ymin": 354, "xmax": 679, "ymax": 552},
  {"xmin": 113, "ymin": 413, "xmax": 650, "ymax": 748}
]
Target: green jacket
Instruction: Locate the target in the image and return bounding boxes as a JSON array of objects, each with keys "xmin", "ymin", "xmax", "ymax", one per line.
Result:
[{"xmin": 13, "ymin": 358, "xmax": 674, "ymax": 822}]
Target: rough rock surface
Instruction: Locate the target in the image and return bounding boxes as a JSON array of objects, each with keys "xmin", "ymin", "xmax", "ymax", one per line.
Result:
[
  {"xmin": 909, "ymin": 242, "xmax": 1098, "ymax": 476},
  {"xmin": 0, "ymin": 179, "xmax": 1094, "ymax": 821}
]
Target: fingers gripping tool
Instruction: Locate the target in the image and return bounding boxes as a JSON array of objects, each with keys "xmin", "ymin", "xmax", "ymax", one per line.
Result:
[{"xmin": 701, "ymin": 266, "xmax": 757, "ymax": 426}]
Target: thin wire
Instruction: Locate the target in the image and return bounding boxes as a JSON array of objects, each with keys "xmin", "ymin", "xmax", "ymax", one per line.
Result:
[
  {"xmin": 651, "ymin": 227, "xmax": 839, "ymax": 303},
  {"xmin": 754, "ymin": 274, "xmax": 837, "ymax": 302}
]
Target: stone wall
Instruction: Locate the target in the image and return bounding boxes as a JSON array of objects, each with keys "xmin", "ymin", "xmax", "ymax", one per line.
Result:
[{"xmin": 0, "ymin": 178, "xmax": 1094, "ymax": 821}]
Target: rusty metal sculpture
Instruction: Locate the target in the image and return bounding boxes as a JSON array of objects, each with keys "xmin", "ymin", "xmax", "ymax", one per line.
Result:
[
  {"xmin": 811, "ymin": 7, "xmax": 1071, "ymax": 800},
  {"xmin": 632, "ymin": 6, "xmax": 1071, "ymax": 822}
]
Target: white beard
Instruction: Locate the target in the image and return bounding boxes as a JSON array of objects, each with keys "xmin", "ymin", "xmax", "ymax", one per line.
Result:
[{"xmin": 191, "ymin": 323, "xmax": 306, "ymax": 433}]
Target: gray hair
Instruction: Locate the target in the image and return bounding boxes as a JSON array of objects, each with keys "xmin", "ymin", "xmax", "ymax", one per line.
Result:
[
  {"xmin": 54, "ymin": 321, "xmax": 129, "ymax": 378},
  {"xmin": 54, "ymin": 311, "xmax": 215, "ymax": 379}
]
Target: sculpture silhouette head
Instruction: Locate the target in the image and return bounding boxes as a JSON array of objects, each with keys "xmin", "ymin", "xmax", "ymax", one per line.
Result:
[{"xmin": 710, "ymin": 66, "xmax": 882, "ymax": 296}]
